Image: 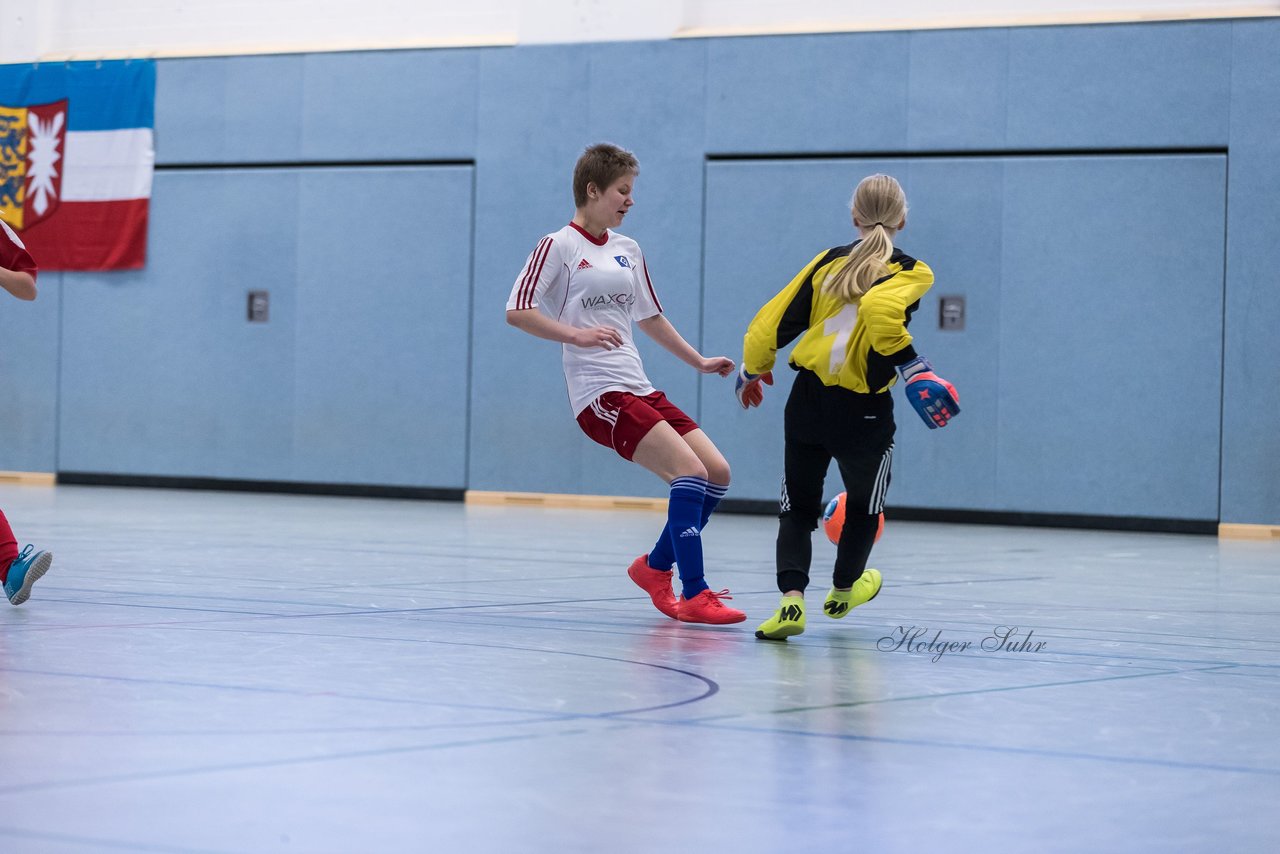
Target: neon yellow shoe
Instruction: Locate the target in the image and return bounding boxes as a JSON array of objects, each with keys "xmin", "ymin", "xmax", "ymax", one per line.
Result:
[
  {"xmin": 823, "ymin": 568, "xmax": 883, "ymax": 619},
  {"xmin": 755, "ymin": 595, "xmax": 806, "ymax": 640}
]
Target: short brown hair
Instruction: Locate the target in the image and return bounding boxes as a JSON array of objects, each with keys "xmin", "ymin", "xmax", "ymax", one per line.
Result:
[{"xmin": 572, "ymin": 143, "xmax": 639, "ymax": 208}]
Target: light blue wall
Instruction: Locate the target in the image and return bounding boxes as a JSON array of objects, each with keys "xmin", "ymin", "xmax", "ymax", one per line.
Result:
[
  {"xmin": 155, "ymin": 50, "xmax": 479, "ymax": 163},
  {"xmin": 701, "ymin": 157, "xmax": 1009, "ymax": 513},
  {"xmin": 0, "ymin": 272, "xmax": 60, "ymax": 471},
  {"xmin": 995, "ymin": 155, "xmax": 1225, "ymax": 519},
  {"xmin": 1004, "ymin": 23, "xmax": 1232, "ymax": 148},
  {"xmin": 702, "ymin": 154, "xmax": 1225, "ymax": 522},
  {"xmin": 58, "ymin": 169, "xmax": 302, "ymax": 478},
  {"xmin": 468, "ymin": 42, "xmax": 709, "ymax": 498},
  {"xmin": 1223, "ymin": 21, "xmax": 1280, "ymax": 526},
  {"xmin": 2, "ymin": 20, "xmax": 1276, "ymax": 525},
  {"xmin": 56, "ymin": 166, "xmax": 474, "ymax": 486},
  {"xmin": 705, "ymin": 32, "xmax": 911, "ymax": 153}
]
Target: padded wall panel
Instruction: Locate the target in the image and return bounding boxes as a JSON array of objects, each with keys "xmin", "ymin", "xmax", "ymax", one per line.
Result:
[
  {"xmin": 997, "ymin": 155, "xmax": 1225, "ymax": 520},
  {"xmin": 705, "ymin": 33, "xmax": 910, "ymax": 154},
  {"xmin": 291, "ymin": 166, "xmax": 473, "ymax": 487},
  {"xmin": 891, "ymin": 160, "xmax": 1004, "ymax": 510},
  {"xmin": 157, "ymin": 50, "xmax": 479, "ymax": 164},
  {"xmin": 59, "ymin": 169, "xmax": 301, "ymax": 477},
  {"xmin": 58, "ymin": 166, "xmax": 474, "ymax": 488},
  {"xmin": 299, "ymin": 51, "xmax": 479, "ymax": 161},
  {"xmin": 1006, "ymin": 22, "xmax": 1231, "ymax": 149},
  {"xmin": 907, "ymin": 29, "xmax": 1010, "ymax": 151},
  {"xmin": 1221, "ymin": 19, "xmax": 1280, "ymax": 525},
  {"xmin": 0, "ymin": 273, "xmax": 61, "ymax": 472},
  {"xmin": 156, "ymin": 56, "xmax": 306, "ymax": 164}
]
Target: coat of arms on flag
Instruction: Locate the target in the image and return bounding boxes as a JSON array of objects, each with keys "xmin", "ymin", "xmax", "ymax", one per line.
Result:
[
  {"xmin": 0, "ymin": 99, "xmax": 68, "ymax": 231},
  {"xmin": 0, "ymin": 60, "xmax": 155, "ymax": 271}
]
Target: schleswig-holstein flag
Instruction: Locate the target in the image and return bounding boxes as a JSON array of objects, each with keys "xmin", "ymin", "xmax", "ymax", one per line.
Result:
[{"xmin": 0, "ymin": 60, "xmax": 155, "ymax": 270}]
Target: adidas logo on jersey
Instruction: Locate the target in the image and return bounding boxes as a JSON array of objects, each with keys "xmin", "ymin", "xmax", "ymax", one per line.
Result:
[
  {"xmin": 678, "ymin": 527, "xmax": 700, "ymax": 538},
  {"xmin": 576, "ymin": 258, "xmax": 593, "ymax": 270}
]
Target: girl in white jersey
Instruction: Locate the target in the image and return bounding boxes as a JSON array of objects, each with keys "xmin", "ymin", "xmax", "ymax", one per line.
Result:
[
  {"xmin": 505, "ymin": 143, "xmax": 745, "ymax": 625},
  {"xmin": 1, "ymin": 220, "xmax": 56, "ymax": 606}
]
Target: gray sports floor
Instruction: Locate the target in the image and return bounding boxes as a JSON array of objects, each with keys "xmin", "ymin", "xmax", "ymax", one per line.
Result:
[{"xmin": 1, "ymin": 484, "xmax": 1277, "ymax": 853}]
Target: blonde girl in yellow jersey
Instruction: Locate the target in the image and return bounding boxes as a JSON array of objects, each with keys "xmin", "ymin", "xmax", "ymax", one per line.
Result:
[{"xmin": 735, "ymin": 174, "xmax": 960, "ymax": 640}]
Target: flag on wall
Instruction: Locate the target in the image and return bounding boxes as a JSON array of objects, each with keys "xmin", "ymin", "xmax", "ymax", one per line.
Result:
[{"xmin": 0, "ymin": 60, "xmax": 155, "ymax": 271}]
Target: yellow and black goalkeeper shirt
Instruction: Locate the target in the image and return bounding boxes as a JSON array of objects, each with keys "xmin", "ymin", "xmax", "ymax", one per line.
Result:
[{"xmin": 742, "ymin": 242, "xmax": 934, "ymax": 394}]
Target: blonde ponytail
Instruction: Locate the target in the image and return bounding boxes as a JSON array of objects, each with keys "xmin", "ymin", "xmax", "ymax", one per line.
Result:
[{"xmin": 823, "ymin": 174, "xmax": 908, "ymax": 303}]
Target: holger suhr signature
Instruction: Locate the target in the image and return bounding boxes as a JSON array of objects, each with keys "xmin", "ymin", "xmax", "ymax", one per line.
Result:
[{"xmin": 877, "ymin": 625, "xmax": 1047, "ymax": 662}]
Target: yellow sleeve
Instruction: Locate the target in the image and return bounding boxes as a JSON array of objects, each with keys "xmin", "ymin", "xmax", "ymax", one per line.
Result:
[
  {"xmin": 859, "ymin": 260, "xmax": 934, "ymax": 359},
  {"xmin": 742, "ymin": 249, "xmax": 833, "ymax": 375}
]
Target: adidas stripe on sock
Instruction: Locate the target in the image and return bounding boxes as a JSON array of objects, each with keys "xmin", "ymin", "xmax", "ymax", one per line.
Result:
[
  {"xmin": 648, "ymin": 479, "xmax": 728, "ymax": 572},
  {"xmin": 666, "ymin": 476, "xmax": 709, "ymax": 599}
]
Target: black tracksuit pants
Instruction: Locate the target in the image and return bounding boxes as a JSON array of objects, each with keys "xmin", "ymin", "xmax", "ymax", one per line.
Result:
[{"xmin": 776, "ymin": 367, "xmax": 896, "ymax": 594}]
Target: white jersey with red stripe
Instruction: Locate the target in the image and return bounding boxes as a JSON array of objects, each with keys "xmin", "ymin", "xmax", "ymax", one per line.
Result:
[{"xmin": 507, "ymin": 222, "xmax": 664, "ymax": 416}]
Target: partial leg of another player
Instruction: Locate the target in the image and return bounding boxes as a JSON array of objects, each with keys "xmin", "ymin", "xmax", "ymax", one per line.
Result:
[
  {"xmin": 1, "ymin": 510, "xmax": 53, "ymax": 607},
  {"xmin": 631, "ymin": 423, "xmax": 744, "ymax": 625}
]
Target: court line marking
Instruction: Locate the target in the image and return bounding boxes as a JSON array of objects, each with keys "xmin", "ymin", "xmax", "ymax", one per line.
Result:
[
  {"xmin": 0, "ymin": 633, "xmax": 720, "ymax": 719},
  {"xmin": 669, "ymin": 717, "xmax": 1280, "ymax": 778},
  {"xmin": 686, "ymin": 662, "xmax": 1242, "ymax": 721},
  {"xmin": 0, "ymin": 728, "xmax": 592, "ymax": 797}
]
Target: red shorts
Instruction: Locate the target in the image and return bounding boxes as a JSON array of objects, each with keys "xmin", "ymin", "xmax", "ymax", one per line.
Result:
[{"xmin": 576, "ymin": 390, "xmax": 699, "ymax": 461}]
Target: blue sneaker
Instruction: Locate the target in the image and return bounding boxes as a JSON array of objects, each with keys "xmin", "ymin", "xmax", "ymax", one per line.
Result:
[{"xmin": 4, "ymin": 545, "xmax": 53, "ymax": 606}]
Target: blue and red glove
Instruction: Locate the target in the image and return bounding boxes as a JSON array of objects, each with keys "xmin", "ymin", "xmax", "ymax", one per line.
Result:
[
  {"xmin": 735, "ymin": 367, "xmax": 774, "ymax": 409},
  {"xmin": 898, "ymin": 356, "xmax": 960, "ymax": 429}
]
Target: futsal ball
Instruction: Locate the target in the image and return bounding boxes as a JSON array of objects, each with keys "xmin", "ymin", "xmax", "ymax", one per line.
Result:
[{"xmin": 822, "ymin": 492, "xmax": 884, "ymax": 545}]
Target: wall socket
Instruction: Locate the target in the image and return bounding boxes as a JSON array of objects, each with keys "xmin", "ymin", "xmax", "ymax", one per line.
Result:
[
  {"xmin": 247, "ymin": 290, "xmax": 270, "ymax": 323},
  {"xmin": 938, "ymin": 295, "xmax": 965, "ymax": 331}
]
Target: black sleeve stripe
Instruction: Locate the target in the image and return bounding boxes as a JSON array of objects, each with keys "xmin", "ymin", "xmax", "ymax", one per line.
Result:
[
  {"xmin": 889, "ymin": 248, "xmax": 918, "ymax": 271},
  {"xmin": 775, "ymin": 283, "xmax": 814, "ymax": 350},
  {"xmin": 775, "ymin": 245, "xmax": 849, "ymax": 349},
  {"xmin": 867, "ymin": 248, "xmax": 920, "ymax": 289},
  {"xmin": 903, "ymin": 298, "xmax": 920, "ymax": 328}
]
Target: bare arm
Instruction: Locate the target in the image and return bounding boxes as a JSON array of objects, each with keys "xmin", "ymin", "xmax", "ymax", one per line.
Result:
[
  {"xmin": 0, "ymin": 267, "xmax": 37, "ymax": 301},
  {"xmin": 506, "ymin": 308, "xmax": 623, "ymax": 350},
  {"xmin": 636, "ymin": 314, "xmax": 734, "ymax": 376}
]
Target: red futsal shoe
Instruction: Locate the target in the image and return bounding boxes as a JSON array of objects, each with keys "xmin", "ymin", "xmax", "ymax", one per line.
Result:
[
  {"xmin": 628, "ymin": 554, "xmax": 678, "ymax": 619},
  {"xmin": 677, "ymin": 588, "xmax": 746, "ymax": 625}
]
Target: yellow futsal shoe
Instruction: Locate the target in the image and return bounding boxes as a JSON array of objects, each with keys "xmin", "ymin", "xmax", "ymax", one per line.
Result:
[
  {"xmin": 755, "ymin": 595, "xmax": 806, "ymax": 640},
  {"xmin": 823, "ymin": 568, "xmax": 883, "ymax": 619}
]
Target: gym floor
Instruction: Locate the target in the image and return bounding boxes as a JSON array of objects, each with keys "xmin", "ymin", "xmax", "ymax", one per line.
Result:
[{"xmin": 1, "ymin": 484, "xmax": 1277, "ymax": 853}]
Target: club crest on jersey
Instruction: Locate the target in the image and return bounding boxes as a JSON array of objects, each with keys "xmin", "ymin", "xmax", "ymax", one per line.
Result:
[
  {"xmin": 0, "ymin": 100, "xmax": 67, "ymax": 231},
  {"xmin": 614, "ymin": 255, "xmax": 632, "ymax": 269},
  {"xmin": 576, "ymin": 258, "xmax": 593, "ymax": 270}
]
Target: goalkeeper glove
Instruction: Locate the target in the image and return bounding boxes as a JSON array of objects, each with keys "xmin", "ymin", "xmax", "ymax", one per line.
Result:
[
  {"xmin": 735, "ymin": 367, "xmax": 774, "ymax": 409},
  {"xmin": 898, "ymin": 356, "xmax": 960, "ymax": 429}
]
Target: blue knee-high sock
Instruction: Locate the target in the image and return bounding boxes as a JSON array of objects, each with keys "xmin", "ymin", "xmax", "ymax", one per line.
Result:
[
  {"xmin": 648, "ymin": 480, "xmax": 727, "ymax": 571},
  {"xmin": 701, "ymin": 481, "xmax": 728, "ymax": 523},
  {"xmin": 665, "ymin": 476, "xmax": 709, "ymax": 599}
]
